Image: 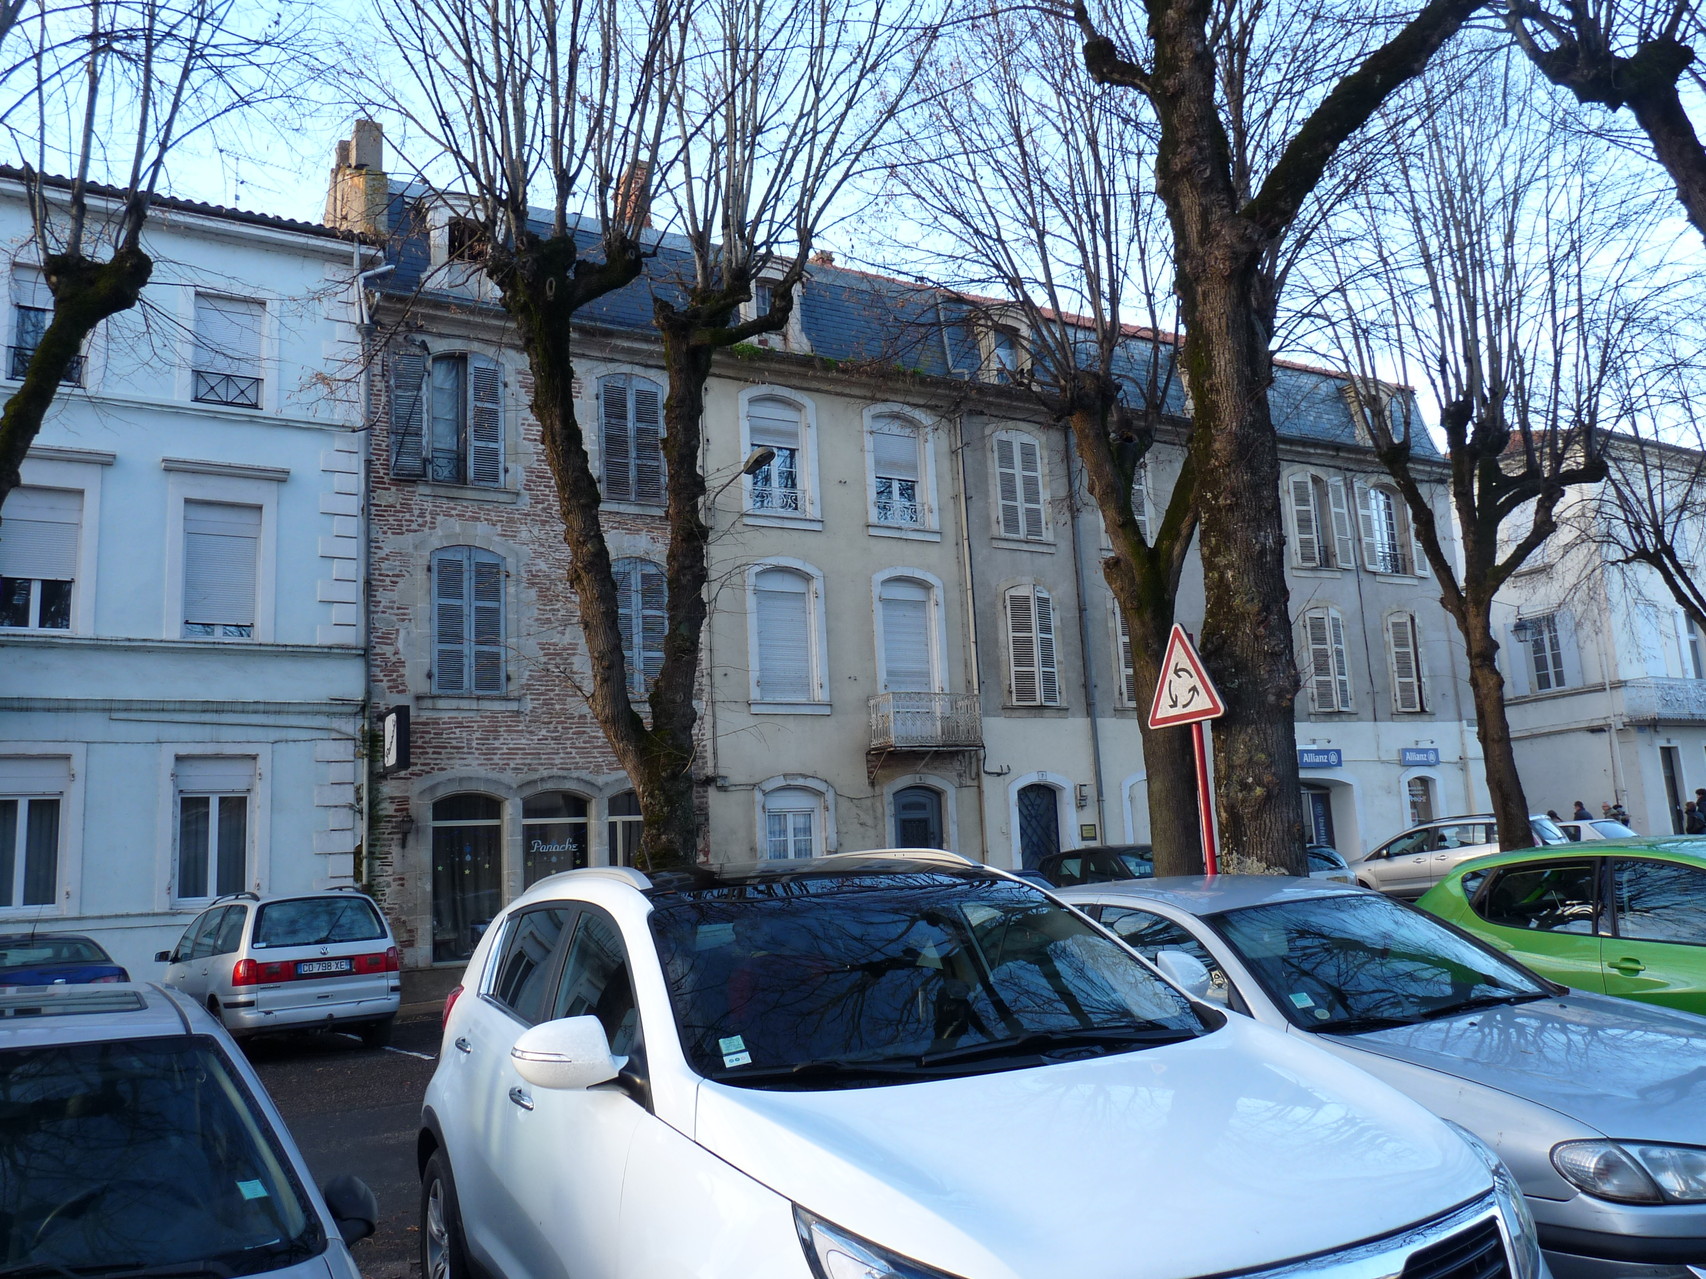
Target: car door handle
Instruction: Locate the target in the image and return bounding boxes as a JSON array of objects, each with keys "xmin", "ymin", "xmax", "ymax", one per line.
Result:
[
  {"xmin": 1609, "ymin": 957, "xmax": 1646, "ymax": 975},
  {"xmin": 453, "ymin": 1036, "xmax": 471, "ymax": 1054},
  {"xmin": 508, "ymin": 1087, "xmax": 534, "ymax": 1111}
]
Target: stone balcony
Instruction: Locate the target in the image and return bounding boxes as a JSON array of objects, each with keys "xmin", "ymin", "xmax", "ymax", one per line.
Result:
[
  {"xmin": 867, "ymin": 691, "xmax": 983, "ymax": 751},
  {"xmin": 1620, "ymin": 677, "xmax": 1706, "ymax": 724}
]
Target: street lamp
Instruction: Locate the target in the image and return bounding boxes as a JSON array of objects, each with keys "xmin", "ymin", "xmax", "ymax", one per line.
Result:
[
  {"xmin": 1511, "ymin": 617, "xmax": 1536, "ymax": 646},
  {"xmin": 708, "ymin": 446, "xmax": 777, "ymax": 504}
]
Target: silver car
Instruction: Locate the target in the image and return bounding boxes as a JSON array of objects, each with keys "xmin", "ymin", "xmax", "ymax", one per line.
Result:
[
  {"xmin": 1059, "ymin": 876, "xmax": 1706, "ymax": 1279},
  {"xmin": 157, "ymin": 888, "xmax": 401, "ymax": 1045},
  {"xmin": 1352, "ymin": 812, "xmax": 1571, "ymax": 898},
  {"xmin": 2, "ymin": 982, "xmax": 377, "ymax": 1276}
]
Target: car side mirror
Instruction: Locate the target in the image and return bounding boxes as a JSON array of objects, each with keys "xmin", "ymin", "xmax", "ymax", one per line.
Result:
[
  {"xmin": 1155, "ymin": 949, "xmax": 1213, "ymax": 1002},
  {"xmin": 511, "ymin": 1015, "xmax": 623, "ymax": 1090},
  {"xmin": 155, "ymin": 950, "xmax": 172, "ymax": 963},
  {"xmin": 319, "ymin": 1174, "xmax": 378, "ymax": 1245}
]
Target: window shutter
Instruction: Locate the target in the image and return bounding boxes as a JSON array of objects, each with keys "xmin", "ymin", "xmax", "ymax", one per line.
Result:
[
  {"xmin": 749, "ymin": 397, "xmax": 803, "ymax": 450},
  {"xmin": 1557, "ymin": 611, "xmax": 1583, "ymax": 688},
  {"xmin": 1388, "ymin": 613, "xmax": 1424, "ymax": 712},
  {"xmin": 389, "ymin": 346, "xmax": 428, "ymax": 478},
  {"xmin": 1017, "ymin": 437, "xmax": 1045, "ymax": 539},
  {"xmin": 1117, "ymin": 607, "xmax": 1137, "ymax": 705},
  {"xmin": 871, "ymin": 421, "xmax": 920, "ymax": 482},
  {"xmin": 468, "ymin": 357, "xmax": 504, "ymax": 487},
  {"xmin": 10, "ymin": 264, "xmax": 50, "ymax": 310},
  {"xmin": 432, "ymin": 547, "xmax": 470, "ymax": 693},
  {"xmin": 755, "ymin": 570, "xmax": 812, "ymax": 700},
  {"xmin": 183, "ymin": 502, "xmax": 259, "ymax": 628},
  {"xmin": 1355, "ymin": 481, "xmax": 1380, "ymax": 570},
  {"xmin": 1131, "ymin": 460, "xmax": 1150, "ymax": 544},
  {"xmin": 1328, "ymin": 611, "xmax": 1353, "ymax": 711},
  {"xmin": 633, "ymin": 380, "xmax": 665, "ymax": 504},
  {"xmin": 995, "ymin": 436, "xmax": 1023, "ymax": 537},
  {"xmin": 1502, "ymin": 625, "xmax": 1531, "ymax": 696},
  {"xmin": 0, "ymin": 487, "xmax": 80, "ymax": 580},
  {"xmin": 880, "ymin": 580, "xmax": 933, "ymax": 692},
  {"xmin": 1289, "ymin": 475, "xmax": 1321, "ymax": 568},
  {"xmin": 470, "ymin": 550, "xmax": 505, "ymax": 693},
  {"xmin": 1006, "ymin": 588, "xmax": 1038, "ymax": 703},
  {"xmin": 1327, "ymin": 477, "xmax": 1356, "ymax": 569},
  {"xmin": 1035, "ymin": 587, "xmax": 1059, "ymax": 703},
  {"xmin": 1305, "ymin": 611, "xmax": 1338, "ymax": 711},
  {"xmin": 616, "ymin": 559, "xmax": 667, "ymax": 697},
  {"xmin": 600, "ymin": 377, "xmax": 633, "ymax": 502},
  {"xmin": 193, "ymin": 294, "xmax": 263, "ymax": 376}
]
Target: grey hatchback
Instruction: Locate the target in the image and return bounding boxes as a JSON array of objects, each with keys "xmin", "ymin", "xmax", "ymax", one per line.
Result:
[{"xmin": 157, "ymin": 889, "xmax": 401, "ymax": 1045}]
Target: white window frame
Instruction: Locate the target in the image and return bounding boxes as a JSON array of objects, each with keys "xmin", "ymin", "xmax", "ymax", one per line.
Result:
[
  {"xmin": 189, "ymin": 291, "xmax": 267, "ymax": 412},
  {"xmin": 1530, "ymin": 613, "xmax": 1568, "ymax": 691},
  {"xmin": 740, "ymin": 275, "xmax": 810, "ymax": 353},
  {"xmin": 1285, "ymin": 470, "xmax": 1355, "ymax": 570},
  {"xmin": 1300, "ymin": 605, "xmax": 1355, "ymax": 713},
  {"xmin": 0, "ymin": 481, "xmax": 89, "ymax": 634},
  {"xmin": 163, "ymin": 471, "xmax": 279, "ymax": 643},
  {"xmin": 980, "ymin": 321, "xmax": 1026, "ymax": 384},
  {"xmin": 872, "ymin": 568, "xmax": 949, "ymax": 694},
  {"xmin": 1385, "ymin": 611, "xmax": 1428, "ymax": 713},
  {"xmin": 754, "ymin": 775, "xmax": 836, "ymax": 858},
  {"xmin": 426, "ymin": 198, "xmax": 501, "ymax": 301},
  {"xmin": 739, "ymin": 387, "xmax": 821, "ymax": 528},
  {"xmin": 864, "ymin": 406, "xmax": 939, "ymax": 538},
  {"xmin": 1357, "ymin": 480, "xmax": 1418, "ymax": 576},
  {"xmin": 744, "ymin": 558, "xmax": 830, "ymax": 712},
  {"xmin": 0, "ymin": 751, "xmax": 79, "ymax": 917},
  {"xmin": 990, "ymin": 428, "xmax": 1051, "ymax": 545},
  {"xmin": 157, "ymin": 746, "xmax": 269, "ymax": 909},
  {"xmin": 1004, "ymin": 582, "xmax": 1061, "ymax": 707}
]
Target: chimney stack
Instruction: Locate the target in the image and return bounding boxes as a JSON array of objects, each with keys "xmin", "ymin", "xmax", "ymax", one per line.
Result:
[
  {"xmin": 615, "ymin": 162, "xmax": 652, "ymax": 230},
  {"xmin": 324, "ymin": 119, "xmax": 389, "ymax": 238}
]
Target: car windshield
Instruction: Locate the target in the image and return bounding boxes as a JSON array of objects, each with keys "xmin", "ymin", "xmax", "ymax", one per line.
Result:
[
  {"xmin": 1115, "ymin": 851, "xmax": 1153, "ymax": 877},
  {"xmin": 254, "ymin": 896, "xmax": 385, "ymax": 948},
  {"xmin": 1206, "ymin": 893, "xmax": 1548, "ymax": 1032},
  {"xmin": 649, "ymin": 873, "xmax": 1203, "ymax": 1086},
  {"xmin": 1530, "ymin": 815, "xmax": 1568, "ymax": 844},
  {"xmin": 0, "ymin": 937, "xmax": 107, "ymax": 968},
  {"xmin": 0, "ymin": 1035, "xmax": 322, "ymax": 1274}
]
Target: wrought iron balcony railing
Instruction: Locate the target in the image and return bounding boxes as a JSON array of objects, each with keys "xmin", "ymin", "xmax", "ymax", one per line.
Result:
[
  {"xmin": 1621, "ymin": 677, "xmax": 1706, "ymax": 724},
  {"xmin": 8, "ymin": 345, "xmax": 83, "ymax": 385},
  {"xmin": 193, "ymin": 370, "xmax": 262, "ymax": 408},
  {"xmin": 868, "ymin": 691, "xmax": 982, "ymax": 750}
]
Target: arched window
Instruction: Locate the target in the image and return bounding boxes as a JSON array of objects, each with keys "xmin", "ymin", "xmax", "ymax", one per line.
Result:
[
  {"xmin": 1287, "ymin": 471, "xmax": 1354, "ymax": 569},
  {"xmin": 607, "ymin": 790, "xmax": 642, "ymax": 866},
  {"xmin": 599, "ymin": 374, "xmax": 665, "ymax": 504},
  {"xmin": 1005, "ymin": 584, "xmax": 1059, "ymax": 706},
  {"xmin": 613, "ymin": 558, "xmax": 666, "ymax": 697},
  {"xmin": 876, "ymin": 575, "xmax": 938, "ymax": 693},
  {"xmin": 431, "ymin": 546, "xmax": 505, "ymax": 695},
  {"xmin": 746, "ymin": 395, "xmax": 806, "ymax": 514},
  {"xmin": 763, "ymin": 786, "xmax": 824, "ymax": 859},
  {"xmin": 1016, "ymin": 783, "xmax": 1060, "ymax": 870},
  {"xmin": 1300, "ymin": 606, "xmax": 1353, "ymax": 713},
  {"xmin": 869, "ymin": 414, "xmax": 925, "ymax": 527},
  {"xmin": 1359, "ymin": 482, "xmax": 1415, "ymax": 574},
  {"xmin": 522, "ymin": 791, "xmax": 589, "ymax": 884},
  {"xmin": 992, "ymin": 431, "xmax": 1046, "ymax": 540},
  {"xmin": 1386, "ymin": 612, "xmax": 1426, "ymax": 713},
  {"xmin": 751, "ymin": 566, "xmax": 822, "ymax": 703},
  {"xmin": 430, "ymin": 792, "xmax": 503, "ymax": 962}
]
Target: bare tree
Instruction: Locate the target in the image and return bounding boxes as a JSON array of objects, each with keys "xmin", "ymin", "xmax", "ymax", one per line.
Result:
[
  {"xmin": 0, "ymin": 0, "xmax": 314, "ymax": 509},
  {"xmin": 886, "ymin": 4, "xmax": 1206, "ymax": 873},
  {"xmin": 1069, "ymin": 0, "xmax": 1484, "ymax": 871},
  {"xmin": 1500, "ymin": 0, "xmax": 1706, "ymax": 246},
  {"xmin": 367, "ymin": 0, "xmax": 927, "ymax": 869},
  {"xmin": 1310, "ymin": 54, "xmax": 1683, "ymax": 849}
]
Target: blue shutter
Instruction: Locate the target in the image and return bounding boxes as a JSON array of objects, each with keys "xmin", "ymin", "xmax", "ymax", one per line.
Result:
[
  {"xmin": 600, "ymin": 376, "xmax": 632, "ymax": 501},
  {"xmin": 391, "ymin": 346, "xmax": 428, "ymax": 478},
  {"xmin": 433, "ymin": 547, "xmax": 470, "ymax": 693},
  {"xmin": 468, "ymin": 358, "xmax": 504, "ymax": 487},
  {"xmin": 471, "ymin": 550, "xmax": 505, "ymax": 692}
]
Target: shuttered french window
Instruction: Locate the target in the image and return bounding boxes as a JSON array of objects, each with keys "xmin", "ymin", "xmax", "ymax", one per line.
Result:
[
  {"xmin": 183, "ymin": 501, "xmax": 260, "ymax": 638},
  {"xmin": 1006, "ymin": 584, "xmax": 1059, "ymax": 705},
  {"xmin": 994, "ymin": 433, "xmax": 1045, "ymax": 539},
  {"xmin": 192, "ymin": 294, "xmax": 264, "ymax": 407},
  {"xmin": 432, "ymin": 546, "xmax": 506, "ymax": 694},
  {"xmin": 1302, "ymin": 607, "xmax": 1353, "ymax": 712},
  {"xmin": 879, "ymin": 577, "xmax": 934, "ymax": 692},
  {"xmin": 871, "ymin": 416, "xmax": 922, "ymax": 525},
  {"xmin": 600, "ymin": 374, "xmax": 665, "ymax": 504},
  {"xmin": 1387, "ymin": 612, "xmax": 1426, "ymax": 712},
  {"xmin": 615, "ymin": 558, "xmax": 667, "ymax": 697},
  {"xmin": 0, "ymin": 486, "xmax": 79, "ymax": 629},
  {"xmin": 754, "ymin": 568, "xmax": 813, "ymax": 701}
]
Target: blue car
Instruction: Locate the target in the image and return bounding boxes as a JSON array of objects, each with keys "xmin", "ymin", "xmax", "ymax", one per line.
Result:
[{"xmin": 0, "ymin": 932, "xmax": 129, "ymax": 984}]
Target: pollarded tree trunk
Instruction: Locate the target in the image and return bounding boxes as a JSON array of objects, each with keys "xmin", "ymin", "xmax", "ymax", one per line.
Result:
[
  {"xmin": 1459, "ymin": 593, "xmax": 1533, "ymax": 850},
  {"xmin": 0, "ymin": 248, "xmax": 152, "ymax": 507}
]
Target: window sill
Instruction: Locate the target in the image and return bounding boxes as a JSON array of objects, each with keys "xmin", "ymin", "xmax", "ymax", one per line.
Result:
[
  {"xmin": 599, "ymin": 499, "xmax": 668, "ymax": 516},
  {"xmin": 419, "ymin": 695, "xmax": 524, "ymax": 712},
  {"xmin": 416, "ymin": 481, "xmax": 520, "ymax": 504},
  {"xmin": 867, "ymin": 523, "xmax": 941, "ymax": 542},
  {"xmin": 1001, "ymin": 703, "xmax": 1069, "ymax": 716},
  {"xmin": 1289, "ymin": 566, "xmax": 1344, "ymax": 579},
  {"xmin": 743, "ymin": 513, "xmax": 824, "ymax": 532},
  {"xmin": 991, "ymin": 536, "xmax": 1055, "ymax": 554},
  {"xmin": 748, "ymin": 700, "xmax": 833, "ymax": 715},
  {"xmin": 1374, "ymin": 572, "xmax": 1427, "ymax": 585}
]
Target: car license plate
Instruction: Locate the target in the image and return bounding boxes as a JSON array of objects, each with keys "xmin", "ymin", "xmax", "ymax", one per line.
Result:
[{"xmin": 296, "ymin": 958, "xmax": 352, "ymax": 976}]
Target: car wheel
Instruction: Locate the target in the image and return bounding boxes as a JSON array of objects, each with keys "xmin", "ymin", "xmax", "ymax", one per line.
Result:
[
  {"xmin": 359, "ymin": 1015, "xmax": 395, "ymax": 1049},
  {"xmin": 422, "ymin": 1149, "xmax": 472, "ymax": 1279}
]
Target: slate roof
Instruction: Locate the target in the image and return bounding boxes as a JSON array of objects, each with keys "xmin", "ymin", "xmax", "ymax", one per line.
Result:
[{"xmin": 378, "ymin": 183, "xmax": 1436, "ymax": 459}]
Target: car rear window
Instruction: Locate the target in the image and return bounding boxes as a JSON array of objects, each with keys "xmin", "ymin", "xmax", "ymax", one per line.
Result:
[
  {"xmin": 0, "ymin": 937, "xmax": 108, "ymax": 967},
  {"xmin": 253, "ymin": 897, "xmax": 386, "ymax": 948}
]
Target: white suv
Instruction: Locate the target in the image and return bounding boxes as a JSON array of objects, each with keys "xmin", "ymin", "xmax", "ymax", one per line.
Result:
[{"xmin": 418, "ymin": 852, "xmax": 1541, "ymax": 1279}]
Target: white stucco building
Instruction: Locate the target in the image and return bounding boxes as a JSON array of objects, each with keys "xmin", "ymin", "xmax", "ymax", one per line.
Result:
[{"xmin": 0, "ymin": 177, "xmax": 374, "ymax": 974}]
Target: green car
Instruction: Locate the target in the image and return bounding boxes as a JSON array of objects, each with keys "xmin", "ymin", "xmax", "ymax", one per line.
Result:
[{"xmin": 1418, "ymin": 836, "xmax": 1706, "ymax": 1015}]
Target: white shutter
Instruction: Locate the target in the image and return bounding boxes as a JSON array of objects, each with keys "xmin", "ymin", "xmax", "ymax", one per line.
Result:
[
  {"xmin": 468, "ymin": 357, "xmax": 504, "ymax": 487},
  {"xmin": 1328, "ymin": 611, "xmax": 1353, "ymax": 711},
  {"xmin": 0, "ymin": 487, "xmax": 80, "ymax": 580},
  {"xmin": 10, "ymin": 264, "xmax": 50, "ymax": 310},
  {"xmin": 1304, "ymin": 611, "xmax": 1338, "ymax": 712},
  {"xmin": 871, "ymin": 420, "xmax": 920, "ymax": 481},
  {"xmin": 1327, "ymin": 477, "xmax": 1356, "ymax": 569},
  {"xmin": 1131, "ymin": 460, "xmax": 1150, "ymax": 544},
  {"xmin": 389, "ymin": 346, "xmax": 428, "ymax": 478},
  {"xmin": 1355, "ymin": 481, "xmax": 1380, "ymax": 570},
  {"xmin": 755, "ymin": 569, "xmax": 812, "ymax": 701},
  {"xmin": 748, "ymin": 397, "xmax": 802, "ymax": 450},
  {"xmin": 470, "ymin": 550, "xmax": 505, "ymax": 693},
  {"xmin": 1117, "ymin": 606, "xmax": 1137, "ymax": 705},
  {"xmin": 600, "ymin": 377, "xmax": 632, "ymax": 501},
  {"xmin": 632, "ymin": 379, "xmax": 665, "ymax": 504},
  {"xmin": 1006, "ymin": 588, "xmax": 1038, "ymax": 704},
  {"xmin": 432, "ymin": 547, "xmax": 470, "ymax": 693},
  {"xmin": 1388, "ymin": 613, "xmax": 1424, "ymax": 712},
  {"xmin": 880, "ymin": 579, "xmax": 933, "ymax": 692},
  {"xmin": 1017, "ymin": 437, "xmax": 1045, "ymax": 539},
  {"xmin": 1557, "ymin": 611, "xmax": 1583, "ymax": 688},
  {"xmin": 1035, "ymin": 587, "xmax": 1059, "ymax": 703},
  {"xmin": 1289, "ymin": 475, "xmax": 1321, "ymax": 568},
  {"xmin": 183, "ymin": 501, "xmax": 259, "ymax": 629},
  {"xmin": 193, "ymin": 294, "xmax": 263, "ymax": 376},
  {"xmin": 995, "ymin": 436, "xmax": 1023, "ymax": 537},
  {"xmin": 174, "ymin": 756, "xmax": 255, "ymax": 791}
]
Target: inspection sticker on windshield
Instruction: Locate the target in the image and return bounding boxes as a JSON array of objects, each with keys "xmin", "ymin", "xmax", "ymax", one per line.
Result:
[
  {"xmin": 719, "ymin": 1035, "xmax": 751, "ymax": 1068},
  {"xmin": 1289, "ymin": 992, "xmax": 1315, "ymax": 1009},
  {"xmin": 237, "ymin": 1180, "xmax": 269, "ymax": 1200}
]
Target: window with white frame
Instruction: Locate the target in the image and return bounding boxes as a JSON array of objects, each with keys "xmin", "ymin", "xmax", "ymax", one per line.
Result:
[
  {"xmin": 984, "ymin": 326, "xmax": 1022, "ymax": 383},
  {"xmin": 1287, "ymin": 471, "xmax": 1355, "ymax": 569},
  {"xmin": 747, "ymin": 395, "xmax": 806, "ymax": 515},
  {"xmin": 9, "ymin": 263, "xmax": 81, "ymax": 385},
  {"xmin": 1687, "ymin": 616, "xmax": 1705, "ymax": 680},
  {"xmin": 877, "ymin": 576, "xmax": 938, "ymax": 692},
  {"xmin": 1005, "ymin": 584, "xmax": 1060, "ymax": 706},
  {"xmin": 1115, "ymin": 604, "xmax": 1138, "ymax": 706},
  {"xmin": 1386, "ymin": 612, "xmax": 1427, "ymax": 713},
  {"xmin": 405, "ymin": 353, "xmax": 505, "ymax": 486},
  {"xmin": 869, "ymin": 415, "xmax": 926, "ymax": 528},
  {"xmin": 432, "ymin": 545, "xmax": 506, "ymax": 695},
  {"xmin": 993, "ymin": 431, "xmax": 1046, "ymax": 540},
  {"xmin": 742, "ymin": 279, "xmax": 807, "ymax": 351},
  {"xmin": 599, "ymin": 374, "xmax": 666, "ymax": 505},
  {"xmin": 1301, "ymin": 606, "xmax": 1354, "ymax": 712},
  {"xmin": 0, "ymin": 757, "xmax": 67, "ymax": 909},
  {"xmin": 1359, "ymin": 482, "xmax": 1415, "ymax": 575},
  {"xmin": 192, "ymin": 293, "xmax": 264, "ymax": 409},
  {"xmin": 607, "ymin": 790, "xmax": 642, "ymax": 867},
  {"xmin": 763, "ymin": 786, "xmax": 824, "ymax": 859},
  {"xmin": 174, "ymin": 756, "xmax": 253, "ymax": 901},
  {"xmin": 752, "ymin": 567, "xmax": 820, "ymax": 703},
  {"xmin": 1131, "ymin": 458, "xmax": 1151, "ymax": 544},
  {"xmin": 614, "ymin": 558, "xmax": 666, "ymax": 697},
  {"xmin": 182, "ymin": 501, "xmax": 260, "ymax": 638},
  {"xmin": 0, "ymin": 487, "xmax": 79, "ymax": 630},
  {"xmin": 1528, "ymin": 613, "xmax": 1567, "ymax": 691}
]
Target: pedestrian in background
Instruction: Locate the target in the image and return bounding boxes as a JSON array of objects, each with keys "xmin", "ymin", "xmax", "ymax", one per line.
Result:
[
  {"xmin": 1687, "ymin": 802, "xmax": 1705, "ymax": 835},
  {"xmin": 1573, "ymin": 800, "xmax": 1592, "ymax": 821}
]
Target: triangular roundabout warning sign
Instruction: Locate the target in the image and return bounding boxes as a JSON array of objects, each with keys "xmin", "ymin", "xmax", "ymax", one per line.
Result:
[{"xmin": 1147, "ymin": 624, "xmax": 1226, "ymax": 729}]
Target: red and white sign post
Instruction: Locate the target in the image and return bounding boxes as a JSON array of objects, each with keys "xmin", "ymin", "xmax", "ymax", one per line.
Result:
[{"xmin": 1146, "ymin": 625, "xmax": 1227, "ymax": 875}]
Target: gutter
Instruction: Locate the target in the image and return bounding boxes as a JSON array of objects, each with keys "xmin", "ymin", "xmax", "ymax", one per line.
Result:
[{"xmin": 1062, "ymin": 428, "xmax": 1110, "ymax": 847}]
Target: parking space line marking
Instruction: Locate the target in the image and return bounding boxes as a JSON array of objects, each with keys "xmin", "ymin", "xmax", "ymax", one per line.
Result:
[{"xmin": 385, "ymin": 1045, "xmax": 437, "ymax": 1061}]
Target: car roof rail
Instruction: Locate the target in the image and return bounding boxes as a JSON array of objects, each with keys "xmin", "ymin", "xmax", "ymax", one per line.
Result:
[
  {"xmin": 324, "ymin": 884, "xmax": 369, "ymax": 892},
  {"xmin": 211, "ymin": 891, "xmax": 260, "ymax": 904},
  {"xmin": 549, "ymin": 866, "xmax": 654, "ymax": 891},
  {"xmin": 826, "ymin": 848, "xmax": 977, "ymax": 867}
]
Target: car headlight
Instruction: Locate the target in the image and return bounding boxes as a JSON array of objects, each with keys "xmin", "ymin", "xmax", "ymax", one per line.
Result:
[
  {"xmin": 1553, "ymin": 1140, "xmax": 1706, "ymax": 1204},
  {"xmin": 1447, "ymin": 1122, "xmax": 1542, "ymax": 1279},
  {"xmin": 794, "ymin": 1207, "xmax": 963, "ymax": 1279}
]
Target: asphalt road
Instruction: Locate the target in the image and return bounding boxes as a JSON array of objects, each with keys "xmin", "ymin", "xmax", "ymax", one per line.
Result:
[{"xmin": 245, "ymin": 1010, "xmax": 443, "ymax": 1279}]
